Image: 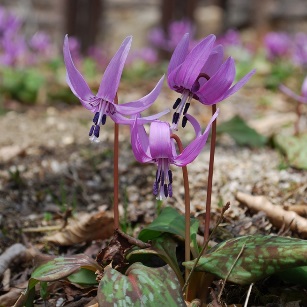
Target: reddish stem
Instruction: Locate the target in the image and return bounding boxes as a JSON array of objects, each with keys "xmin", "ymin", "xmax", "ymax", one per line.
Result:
[
  {"xmin": 295, "ymin": 102, "xmax": 303, "ymax": 136},
  {"xmin": 113, "ymin": 94, "xmax": 119, "ymax": 230},
  {"xmin": 203, "ymin": 104, "xmax": 217, "ymax": 247},
  {"xmin": 171, "ymin": 134, "xmax": 190, "ymax": 283}
]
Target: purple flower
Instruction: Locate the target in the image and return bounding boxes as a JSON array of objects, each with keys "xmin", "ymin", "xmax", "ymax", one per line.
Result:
[
  {"xmin": 280, "ymin": 76, "xmax": 307, "ymax": 104},
  {"xmin": 167, "ymin": 33, "xmax": 255, "ymax": 130},
  {"xmin": 64, "ymin": 35, "xmax": 165, "ymax": 142},
  {"xmin": 130, "ymin": 109, "xmax": 219, "ymax": 199},
  {"xmin": 292, "ymin": 32, "xmax": 307, "ymax": 67},
  {"xmin": 264, "ymin": 32, "xmax": 291, "ymax": 60}
]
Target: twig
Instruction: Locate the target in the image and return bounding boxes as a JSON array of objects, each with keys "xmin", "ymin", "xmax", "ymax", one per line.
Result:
[
  {"xmin": 204, "ymin": 104, "xmax": 217, "ymax": 247},
  {"xmin": 117, "ymin": 229, "xmax": 151, "ymax": 248},
  {"xmin": 182, "ymin": 202, "xmax": 230, "ymax": 294},
  {"xmin": 113, "ymin": 93, "xmax": 120, "ymax": 230},
  {"xmin": 217, "ymin": 239, "xmax": 247, "ymax": 302},
  {"xmin": 243, "ymin": 283, "xmax": 254, "ymax": 307},
  {"xmin": 171, "ymin": 134, "xmax": 191, "ymax": 288}
]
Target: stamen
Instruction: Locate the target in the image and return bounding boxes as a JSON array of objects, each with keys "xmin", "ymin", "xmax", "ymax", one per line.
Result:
[
  {"xmin": 182, "ymin": 116, "xmax": 188, "ymax": 128},
  {"xmin": 173, "ymin": 98, "xmax": 181, "ymax": 109},
  {"xmin": 93, "ymin": 112, "xmax": 99, "ymax": 124},
  {"xmin": 160, "ymin": 171, "xmax": 165, "ymax": 187},
  {"xmin": 172, "ymin": 112, "xmax": 179, "ymax": 124},
  {"xmin": 168, "ymin": 184, "xmax": 173, "ymax": 197},
  {"xmin": 101, "ymin": 114, "xmax": 107, "ymax": 125},
  {"xmin": 183, "ymin": 103, "xmax": 190, "ymax": 115},
  {"xmin": 94, "ymin": 125, "xmax": 100, "ymax": 138},
  {"xmin": 168, "ymin": 170, "xmax": 173, "ymax": 184},
  {"xmin": 89, "ymin": 125, "xmax": 95, "ymax": 136},
  {"xmin": 164, "ymin": 183, "xmax": 168, "ymax": 197},
  {"xmin": 156, "ymin": 170, "xmax": 161, "ymax": 183},
  {"xmin": 153, "ymin": 181, "xmax": 159, "ymax": 195}
]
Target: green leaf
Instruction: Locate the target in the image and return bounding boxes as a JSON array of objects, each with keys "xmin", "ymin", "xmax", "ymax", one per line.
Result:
[
  {"xmin": 217, "ymin": 115, "xmax": 267, "ymax": 147},
  {"xmin": 67, "ymin": 268, "xmax": 98, "ymax": 286},
  {"xmin": 97, "ymin": 263, "xmax": 185, "ymax": 306},
  {"xmin": 274, "ymin": 133, "xmax": 307, "ymax": 169},
  {"xmin": 31, "ymin": 254, "xmax": 101, "ymax": 282},
  {"xmin": 183, "ymin": 235, "xmax": 307, "ymax": 285},
  {"xmin": 126, "ymin": 234, "xmax": 184, "ymax": 287},
  {"xmin": 275, "ymin": 266, "xmax": 307, "ymax": 287},
  {"xmin": 138, "ymin": 206, "xmax": 199, "ymax": 257}
]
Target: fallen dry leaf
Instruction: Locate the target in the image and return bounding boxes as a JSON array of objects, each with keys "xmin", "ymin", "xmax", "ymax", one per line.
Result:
[
  {"xmin": 236, "ymin": 192, "xmax": 307, "ymax": 238},
  {"xmin": 284, "ymin": 204, "xmax": 307, "ymax": 217},
  {"xmin": 45, "ymin": 211, "xmax": 114, "ymax": 246},
  {"xmin": 0, "ymin": 281, "xmax": 28, "ymax": 307}
]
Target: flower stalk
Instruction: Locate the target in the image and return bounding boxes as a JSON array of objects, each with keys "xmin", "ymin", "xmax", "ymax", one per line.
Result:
[
  {"xmin": 203, "ymin": 104, "xmax": 217, "ymax": 246},
  {"xmin": 171, "ymin": 133, "xmax": 190, "ymax": 284},
  {"xmin": 113, "ymin": 93, "xmax": 119, "ymax": 229}
]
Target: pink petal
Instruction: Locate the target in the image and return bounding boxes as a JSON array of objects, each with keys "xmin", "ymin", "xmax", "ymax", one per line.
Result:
[
  {"xmin": 184, "ymin": 114, "xmax": 202, "ymax": 137},
  {"xmin": 63, "ymin": 35, "xmax": 93, "ymax": 106},
  {"xmin": 131, "ymin": 119, "xmax": 153, "ymax": 163},
  {"xmin": 174, "ymin": 109, "xmax": 219, "ymax": 166},
  {"xmin": 167, "ymin": 33, "xmax": 190, "ymax": 87},
  {"xmin": 171, "ymin": 34, "xmax": 216, "ymax": 90},
  {"xmin": 196, "ymin": 57, "xmax": 236, "ymax": 105},
  {"xmin": 114, "ymin": 76, "xmax": 164, "ymax": 115},
  {"xmin": 200, "ymin": 44, "xmax": 224, "ymax": 79},
  {"xmin": 280, "ymin": 84, "xmax": 307, "ymax": 104},
  {"xmin": 97, "ymin": 36, "xmax": 132, "ymax": 102},
  {"xmin": 301, "ymin": 76, "xmax": 307, "ymax": 98},
  {"xmin": 217, "ymin": 69, "xmax": 256, "ymax": 102},
  {"xmin": 149, "ymin": 121, "xmax": 173, "ymax": 159}
]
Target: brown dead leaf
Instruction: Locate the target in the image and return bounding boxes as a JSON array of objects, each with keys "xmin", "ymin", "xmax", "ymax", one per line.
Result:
[
  {"xmin": 284, "ymin": 204, "xmax": 307, "ymax": 217},
  {"xmin": 236, "ymin": 192, "xmax": 307, "ymax": 238},
  {"xmin": 0, "ymin": 281, "xmax": 28, "ymax": 307},
  {"xmin": 45, "ymin": 211, "xmax": 114, "ymax": 246}
]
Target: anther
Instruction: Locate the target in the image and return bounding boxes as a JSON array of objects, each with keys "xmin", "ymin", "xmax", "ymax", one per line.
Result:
[
  {"xmin": 173, "ymin": 98, "xmax": 181, "ymax": 109},
  {"xmin": 93, "ymin": 112, "xmax": 99, "ymax": 124},
  {"xmin": 153, "ymin": 181, "xmax": 159, "ymax": 195},
  {"xmin": 160, "ymin": 171, "xmax": 165, "ymax": 187},
  {"xmin": 89, "ymin": 125, "xmax": 95, "ymax": 136},
  {"xmin": 94, "ymin": 125, "xmax": 100, "ymax": 138},
  {"xmin": 155, "ymin": 170, "xmax": 161, "ymax": 183},
  {"xmin": 182, "ymin": 116, "xmax": 188, "ymax": 128},
  {"xmin": 168, "ymin": 170, "xmax": 173, "ymax": 184},
  {"xmin": 101, "ymin": 114, "xmax": 107, "ymax": 125},
  {"xmin": 164, "ymin": 183, "xmax": 168, "ymax": 197},
  {"xmin": 172, "ymin": 112, "xmax": 179, "ymax": 124},
  {"xmin": 183, "ymin": 103, "xmax": 190, "ymax": 115},
  {"xmin": 168, "ymin": 184, "xmax": 173, "ymax": 197}
]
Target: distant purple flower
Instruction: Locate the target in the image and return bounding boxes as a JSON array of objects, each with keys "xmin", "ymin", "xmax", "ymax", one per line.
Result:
[
  {"xmin": 167, "ymin": 33, "xmax": 255, "ymax": 130},
  {"xmin": 0, "ymin": 34, "xmax": 27, "ymax": 66},
  {"xmin": 131, "ymin": 110, "xmax": 218, "ymax": 199},
  {"xmin": 148, "ymin": 20, "xmax": 196, "ymax": 52},
  {"xmin": 87, "ymin": 45, "xmax": 109, "ymax": 69},
  {"xmin": 216, "ymin": 29, "xmax": 241, "ymax": 47},
  {"xmin": 292, "ymin": 32, "xmax": 307, "ymax": 67},
  {"xmin": 264, "ymin": 32, "xmax": 291, "ymax": 60},
  {"xmin": 280, "ymin": 76, "xmax": 307, "ymax": 104},
  {"xmin": 29, "ymin": 32, "xmax": 51, "ymax": 53},
  {"xmin": 127, "ymin": 47, "xmax": 158, "ymax": 65},
  {"xmin": 64, "ymin": 35, "xmax": 166, "ymax": 142}
]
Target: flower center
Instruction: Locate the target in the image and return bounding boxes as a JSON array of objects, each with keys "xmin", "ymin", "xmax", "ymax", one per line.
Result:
[
  {"xmin": 153, "ymin": 158, "xmax": 173, "ymax": 200},
  {"xmin": 171, "ymin": 73, "xmax": 211, "ymax": 131},
  {"xmin": 88, "ymin": 97, "xmax": 116, "ymax": 142}
]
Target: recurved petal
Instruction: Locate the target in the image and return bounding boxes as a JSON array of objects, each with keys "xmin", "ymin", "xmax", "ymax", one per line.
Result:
[
  {"xmin": 195, "ymin": 57, "xmax": 236, "ymax": 105},
  {"xmin": 63, "ymin": 35, "xmax": 93, "ymax": 103},
  {"xmin": 131, "ymin": 118, "xmax": 153, "ymax": 163},
  {"xmin": 97, "ymin": 36, "xmax": 132, "ymax": 102},
  {"xmin": 149, "ymin": 121, "xmax": 173, "ymax": 159},
  {"xmin": 280, "ymin": 84, "xmax": 307, "ymax": 104},
  {"xmin": 200, "ymin": 44, "xmax": 224, "ymax": 79},
  {"xmin": 174, "ymin": 109, "xmax": 219, "ymax": 166},
  {"xmin": 184, "ymin": 114, "xmax": 202, "ymax": 137},
  {"xmin": 167, "ymin": 33, "xmax": 190, "ymax": 80},
  {"xmin": 170, "ymin": 34, "xmax": 216, "ymax": 90},
  {"xmin": 217, "ymin": 69, "xmax": 256, "ymax": 103},
  {"xmin": 114, "ymin": 76, "xmax": 164, "ymax": 115}
]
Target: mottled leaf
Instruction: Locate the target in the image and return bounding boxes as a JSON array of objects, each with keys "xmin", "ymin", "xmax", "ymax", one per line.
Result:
[
  {"xmin": 67, "ymin": 268, "xmax": 98, "ymax": 285},
  {"xmin": 183, "ymin": 235, "xmax": 307, "ymax": 285},
  {"xmin": 126, "ymin": 234, "xmax": 184, "ymax": 286},
  {"xmin": 31, "ymin": 254, "xmax": 101, "ymax": 282},
  {"xmin": 274, "ymin": 133, "xmax": 307, "ymax": 169},
  {"xmin": 276, "ymin": 266, "xmax": 307, "ymax": 287},
  {"xmin": 138, "ymin": 206, "xmax": 199, "ymax": 257},
  {"xmin": 217, "ymin": 115, "xmax": 267, "ymax": 147},
  {"xmin": 97, "ymin": 263, "xmax": 185, "ymax": 306}
]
